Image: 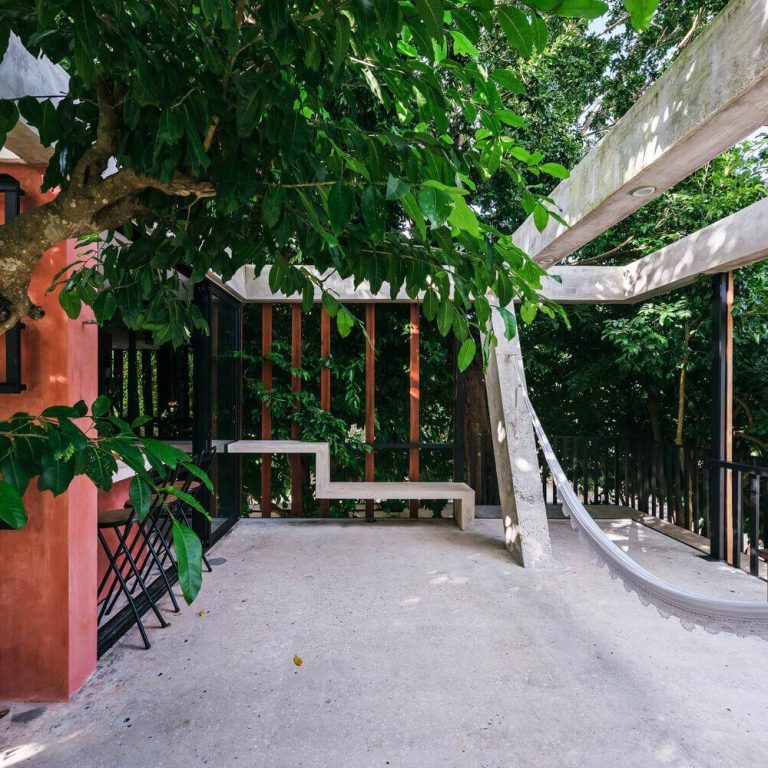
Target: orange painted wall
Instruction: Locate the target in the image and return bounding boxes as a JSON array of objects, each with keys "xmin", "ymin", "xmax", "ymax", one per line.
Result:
[{"xmin": 0, "ymin": 165, "xmax": 99, "ymax": 700}]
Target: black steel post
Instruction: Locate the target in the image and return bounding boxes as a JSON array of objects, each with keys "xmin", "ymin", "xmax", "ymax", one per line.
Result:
[
  {"xmin": 453, "ymin": 337, "xmax": 466, "ymax": 483},
  {"xmin": 710, "ymin": 272, "xmax": 731, "ymax": 561},
  {"xmin": 192, "ymin": 281, "xmax": 213, "ymax": 544}
]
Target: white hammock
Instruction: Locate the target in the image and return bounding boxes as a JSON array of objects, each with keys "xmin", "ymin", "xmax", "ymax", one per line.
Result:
[{"xmin": 520, "ymin": 386, "xmax": 768, "ymax": 640}]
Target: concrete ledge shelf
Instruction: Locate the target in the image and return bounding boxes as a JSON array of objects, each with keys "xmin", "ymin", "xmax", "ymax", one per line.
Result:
[{"xmin": 224, "ymin": 439, "xmax": 475, "ymax": 531}]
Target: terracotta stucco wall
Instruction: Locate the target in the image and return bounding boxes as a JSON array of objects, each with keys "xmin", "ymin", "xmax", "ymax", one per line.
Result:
[{"xmin": 0, "ymin": 165, "xmax": 98, "ymax": 700}]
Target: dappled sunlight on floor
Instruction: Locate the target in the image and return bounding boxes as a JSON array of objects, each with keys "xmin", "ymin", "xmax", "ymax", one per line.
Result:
[{"xmin": 2, "ymin": 518, "xmax": 767, "ymax": 768}]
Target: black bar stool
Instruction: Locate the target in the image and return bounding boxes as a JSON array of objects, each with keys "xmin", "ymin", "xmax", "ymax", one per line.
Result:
[{"xmin": 97, "ymin": 471, "xmax": 181, "ymax": 648}]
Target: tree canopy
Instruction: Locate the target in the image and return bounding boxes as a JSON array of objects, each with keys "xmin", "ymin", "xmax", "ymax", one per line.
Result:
[{"xmin": 0, "ymin": 0, "xmax": 657, "ymax": 598}]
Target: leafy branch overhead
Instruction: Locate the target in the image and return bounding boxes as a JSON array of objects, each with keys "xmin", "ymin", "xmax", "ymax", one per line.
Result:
[{"xmin": 0, "ymin": 0, "xmax": 654, "ymax": 358}]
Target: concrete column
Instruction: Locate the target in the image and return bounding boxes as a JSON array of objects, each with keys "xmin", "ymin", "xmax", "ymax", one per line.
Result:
[
  {"xmin": 484, "ymin": 308, "xmax": 551, "ymax": 565},
  {"xmin": 0, "ymin": 165, "xmax": 98, "ymax": 700}
]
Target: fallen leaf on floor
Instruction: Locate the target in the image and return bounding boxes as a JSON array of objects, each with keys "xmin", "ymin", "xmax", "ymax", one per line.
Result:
[
  {"xmin": 198, "ymin": 610, "xmax": 206, "ymax": 617},
  {"xmin": 0, "ymin": 708, "xmax": 9, "ymax": 719},
  {"xmin": 293, "ymin": 656, "xmax": 303, "ymax": 667}
]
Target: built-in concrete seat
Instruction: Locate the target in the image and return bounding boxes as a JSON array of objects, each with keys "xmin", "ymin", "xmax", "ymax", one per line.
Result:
[{"xmin": 223, "ymin": 440, "xmax": 475, "ymax": 530}]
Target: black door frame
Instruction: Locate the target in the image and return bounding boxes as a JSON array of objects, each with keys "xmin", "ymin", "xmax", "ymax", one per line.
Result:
[{"xmin": 192, "ymin": 280, "xmax": 243, "ymax": 547}]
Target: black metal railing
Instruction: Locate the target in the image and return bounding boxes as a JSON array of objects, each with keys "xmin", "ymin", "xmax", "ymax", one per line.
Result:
[
  {"xmin": 540, "ymin": 437, "xmax": 712, "ymax": 536},
  {"xmin": 710, "ymin": 459, "xmax": 768, "ymax": 576}
]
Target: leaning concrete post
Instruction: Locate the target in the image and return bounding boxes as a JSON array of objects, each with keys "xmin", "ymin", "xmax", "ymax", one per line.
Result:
[{"xmin": 483, "ymin": 308, "xmax": 551, "ymax": 565}]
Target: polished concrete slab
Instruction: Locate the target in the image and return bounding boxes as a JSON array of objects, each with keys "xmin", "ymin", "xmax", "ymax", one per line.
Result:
[{"xmin": 2, "ymin": 517, "xmax": 767, "ymax": 768}]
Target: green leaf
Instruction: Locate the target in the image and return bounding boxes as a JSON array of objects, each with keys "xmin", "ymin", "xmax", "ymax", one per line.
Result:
[
  {"xmin": 533, "ymin": 204, "xmax": 549, "ymax": 232},
  {"xmin": 401, "ymin": 192, "xmax": 427, "ymax": 240},
  {"xmin": 361, "ymin": 185, "xmax": 384, "ymax": 239},
  {"xmin": 556, "ymin": 0, "xmax": 609, "ymax": 19},
  {"xmin": 0, "ymin": 99, "xmax": 19, "ymax": 134},
  {"xmin": 386, "ymin": 174, "xmax": 410, "ymax": 201},
  {"xmin": 531, "ymin": 13, "xmax": 548, "ymax": 52},
  {"xmin": 0, "ymin": 480, "xmax": 26, "ymax": 529},
  {"xmin": 496, "ymin": 110, "xmax": 527, "ymax": 128},
  {"xmin": 1, "ymin": 454, "xmax": 29, "ymax": 495},
  {"xmin": 328, "ymin": 182, "xmax": 355, "ymax": 233},
  {"xmin": 142, "ymin": 437, "xmax": 184, "ymax": 472},
  {"xmin": 172, "ymin": 520, "xmax": 203, "ymax": 604},
  {"xmin": 336, "ymin": 306, "xmax": 355, "ymax": 338},
  {"xmin": 58, "ymin": 289, "xmax": 81, "ymax": 319},
  {"xmin": 418, "ymin": 186, "xmax": 452, "ymax": 227},
  {"xmin": 450, "ymin": 31, "xmax": 479, "ymax": 59},
  {"xmin": 91, "ymin": 395, "xmax": 111, "ymax": 418},
  {"xmin": 491, "ymin": 69, "xmax": 525, "ymax": 94},
  {"xmin": 164, "ymin": 486, "xmax": 210, "ymax": 518},
  {"xmin": 130, "ymin": 476, "xmax": 153, "ymax": 520},
  {"xmin": 520, "ymin": 302, "xmax": 538, "ymax": 324},
  {"xmin": 261, "ymin": 187, "xmax": 284, "ymax": 228},
  {"xmin": 92, "ymin": 290, "xmax": 118, "ymax": 322},
  {"xmin": 457, "ymin": 337, "xmax": 477, "ymax": 372},
  {"xmin": 85, "ymin": 448, "xmax": 117, "ymax": 491},
  {"xmin": 436, "ymin": 300, "xmax": 454, "ymax": 336},
  {"xmin": 19, "ymin": 99, "xmax": 58, "ymax": 147},
  {"xmin": 38, "ymin": 451, "xmax": 75, "ymax": 496},
  {"xmin": 423, "ymin": 288, "xmax": 439, "ymax": 321},
  {"xmin": 41, "ymin": 405, "xmax": 79, "ymax": 419},
  {"xmin": 180, "ymin": 460, "xmax": 214, "ymax": 491},
  {"xmin": 71, "ymin": 0, "xmax": 99, "ymax": 86},
  {"xmin": 414, "ymin": 0, "xmax": 444, "ymax": 44},
  {"xmin": 497, "ymin": 306, "xmax": 518, "ymax": 340},
  {"xmin": 448, "ymin": 197, "xmax": 480, "ymax": 239},
  {"xmin": 321, "ymin": 292, "xmax": 339, "ymax": 317},
  {"xmin": 497, "ymin": 7, "xmax": 533, "ymax": 59},
  {"xmin": 624, "ymin": 0, "xmax": 659, "ymax": 31},
  {"xmin": 539, "ymin": 162, "xmax": 570, "ymax": 180},
  {"xmin": 332, "ymin": 15, "xmax": 352, "ymax": 74}
]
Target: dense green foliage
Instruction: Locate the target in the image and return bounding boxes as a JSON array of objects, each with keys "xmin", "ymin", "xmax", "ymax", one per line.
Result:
[
  {"xmin": 494, "ymin": 0, "xmax": 768, "ymax": 455},
  {"xmin": 0, "ymin": 0, "xmax": 660, "ymax": 591}
]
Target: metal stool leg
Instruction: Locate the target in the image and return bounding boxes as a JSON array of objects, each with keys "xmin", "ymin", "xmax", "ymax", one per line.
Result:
[
  {"xmin": 98, "ymin": 530, "xmax": 152, "ymax": 649},
  {"xmin": 105, "ymin": 521, "xmax": 170, "ymax": 628}
]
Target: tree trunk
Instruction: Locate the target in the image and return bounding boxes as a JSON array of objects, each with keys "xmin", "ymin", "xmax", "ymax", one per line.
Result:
[{"xmin": 647, "ymin": 385, "xmax": 662, "ymax": 443}]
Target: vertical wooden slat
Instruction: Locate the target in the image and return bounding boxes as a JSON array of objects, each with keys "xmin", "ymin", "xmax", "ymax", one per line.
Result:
[
  {"xmin": 127, "ymin": 331, "xmax": 139, "ymax": 424},
  {"xmin": 261, "ymin": 304, "xmax": 273, "ymax": 518},
  {"xmin": 290, "ymin": 305, "xmax": 303, "ymax": 516},
  {"xmin": 365, "ymin": 305, "xmax": 376, "ymax": 520},
  {"xmin": 409, "ymin": 304, "xmax": 420, "ymax": 518},
  {"xmin": 320, "ymin": 308, "xmax": 331, "ymax": 517}
]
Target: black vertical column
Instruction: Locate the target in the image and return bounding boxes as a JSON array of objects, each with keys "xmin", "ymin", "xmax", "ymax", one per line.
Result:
[
  {"xmin": 710, "ymin": 272, "xmax": 733, "ymax": 561},
  {"xmin": 453, "ymin": 336, "xmax": 466, "ymax": 483},
  {"xmin": 192, "ymin": 281, "xmax": 213, "ymax": 544}
]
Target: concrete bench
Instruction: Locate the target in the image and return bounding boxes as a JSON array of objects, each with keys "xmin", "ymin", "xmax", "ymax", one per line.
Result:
[{"xmin": 223, "ymin": 440, "xmax": 475, "ymax": 531}]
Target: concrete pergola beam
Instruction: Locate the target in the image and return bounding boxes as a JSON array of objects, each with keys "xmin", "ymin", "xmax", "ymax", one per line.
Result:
[
  {"xmin": 538, "ymin": 196, "xmax": 768, "ymax": 304},
  {"xmin": 514, "ymin": 0, "xmax": 768, "ymax": 267},
  {"xmin": 219, "ymin": 264, "xmax": 428, "ymax": 303}
]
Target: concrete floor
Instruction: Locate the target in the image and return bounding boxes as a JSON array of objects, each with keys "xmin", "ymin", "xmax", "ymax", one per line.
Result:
[{"xmin": 3, "ymin": 517, "xmax": 768, "ymax": 768}]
